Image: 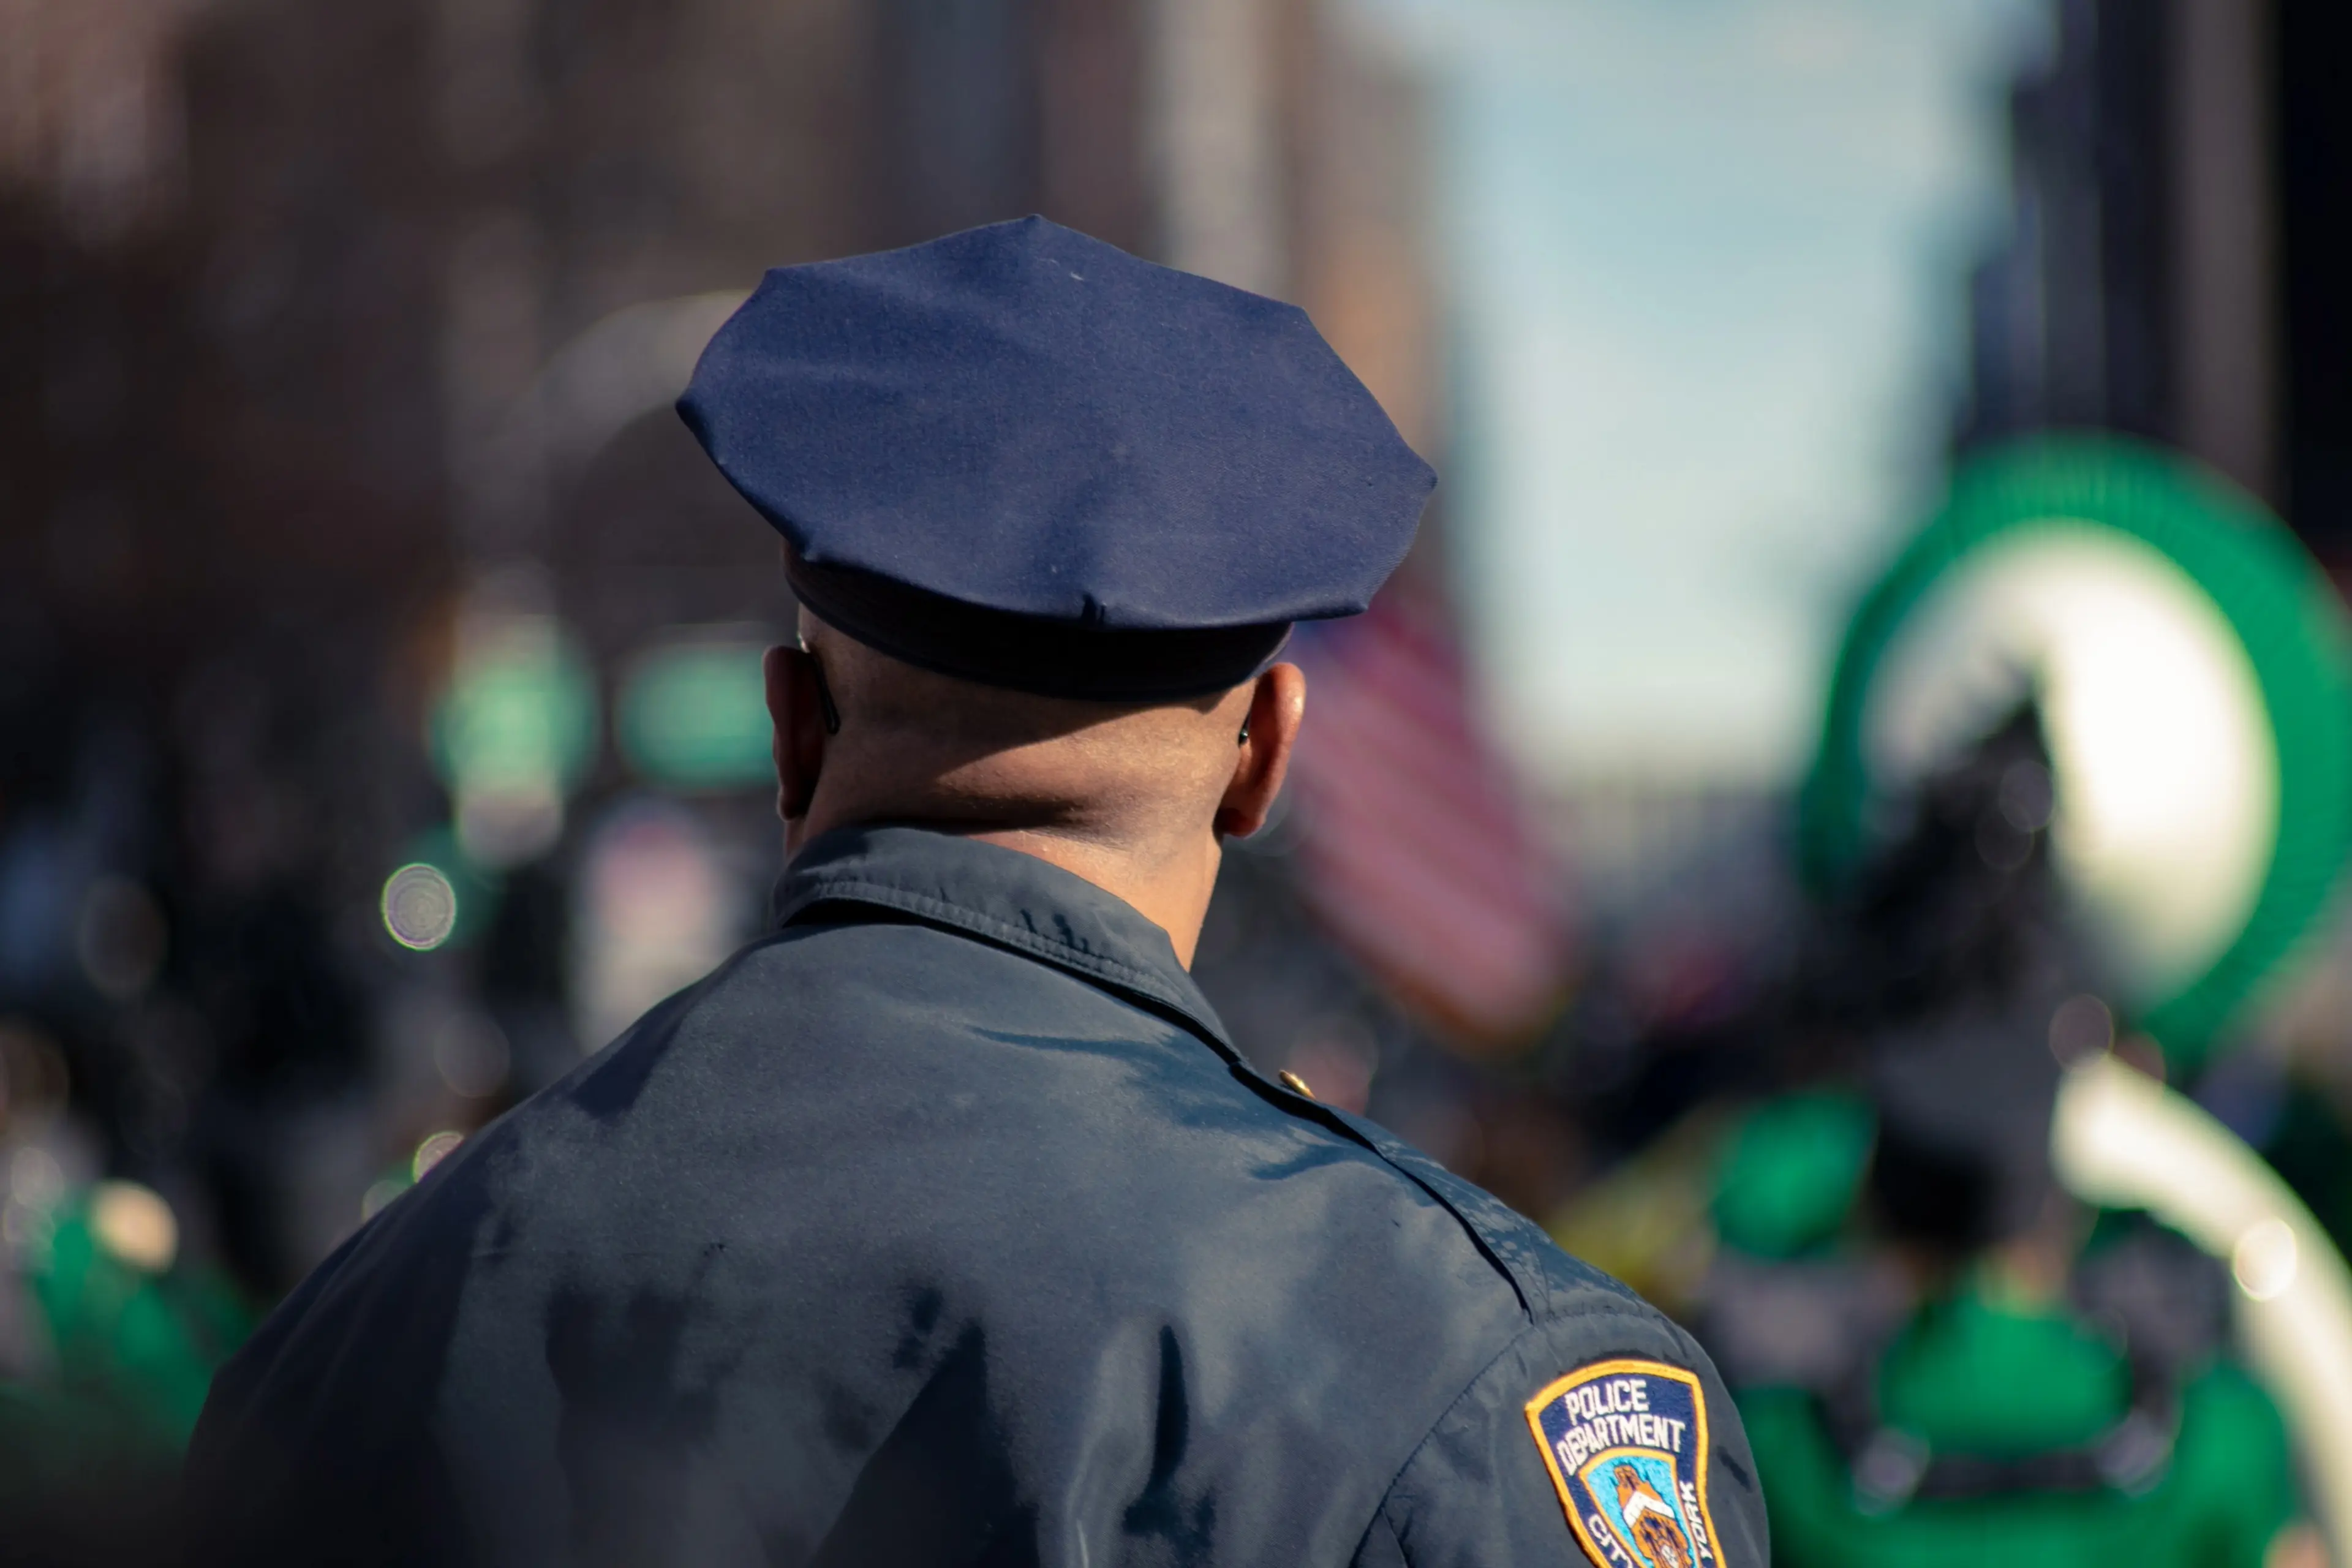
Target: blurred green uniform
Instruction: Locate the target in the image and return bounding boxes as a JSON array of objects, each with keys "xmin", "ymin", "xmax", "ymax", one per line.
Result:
[
  {"xmin": 1710, "ymin": 1093, "xmax": 2304, "ymax": 1568},
  {"xmin": 0, "ymin": 1186, "xmax": 250, "ymax": 1506},
  {"xmin": 1743, "ymin": 1294, "xmax": 2295, "ymax": 1567}
]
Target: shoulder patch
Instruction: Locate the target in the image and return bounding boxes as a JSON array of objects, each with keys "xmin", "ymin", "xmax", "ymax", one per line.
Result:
[{"xmin": 1524, "ymin": 1359, "xmax": 1724, "ymax": 1568}]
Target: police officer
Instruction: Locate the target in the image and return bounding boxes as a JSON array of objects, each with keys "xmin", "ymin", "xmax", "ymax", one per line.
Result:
[{"xmin": 184, "ymin": 217, "xmax": 1767, "ymax": 1567}]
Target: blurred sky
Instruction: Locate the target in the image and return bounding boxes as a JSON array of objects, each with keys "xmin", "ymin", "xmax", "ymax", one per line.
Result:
[{"xmin": 1355, "ymin": 0, "xmax": 2053, "ymax": 790}]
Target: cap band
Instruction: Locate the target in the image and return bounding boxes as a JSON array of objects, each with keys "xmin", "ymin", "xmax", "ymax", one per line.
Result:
[{"xmin": 787, "ymin": 554, "xmax": 1292, "ymax": 702}]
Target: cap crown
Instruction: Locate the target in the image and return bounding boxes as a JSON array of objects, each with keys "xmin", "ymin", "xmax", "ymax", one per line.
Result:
[{"xmin": 679, "ymin": 217, "xmax": 1433, "ymax": 631}]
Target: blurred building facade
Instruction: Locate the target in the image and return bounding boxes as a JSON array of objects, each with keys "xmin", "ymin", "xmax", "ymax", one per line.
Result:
[
  {"xmin": 1964, "ymin": 0, "xmax": 2352, "ymax": 557},
  {"xmin": 1, "ymin": 0, "xmax": 857, "ymax": 1297}
]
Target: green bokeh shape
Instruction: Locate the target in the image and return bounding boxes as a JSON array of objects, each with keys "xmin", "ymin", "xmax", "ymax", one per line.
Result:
[
  {"xmin": 1800, "ymin": 435, "xmax": 2352, "ymax": 1068},
  {"xmin": 1714, "ymin": 1090, "xmax": 1875, "ymax": 1260},
  {"xmin": 429, "ymin": 633, "xmax": 600, "ymax": 796},
  {"xmin": 616, "ymin": 641, "xmax": 774, "ymax": 793}
]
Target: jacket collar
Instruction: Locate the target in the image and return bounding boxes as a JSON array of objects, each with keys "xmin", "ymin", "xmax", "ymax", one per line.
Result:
[{"xmin": 772, "ymin": 824, "xmax": 1237, "ymax": 1057}]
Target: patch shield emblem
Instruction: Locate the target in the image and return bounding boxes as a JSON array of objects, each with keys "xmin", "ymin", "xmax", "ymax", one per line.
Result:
[{"xmin": 1525, "ymin": 1359, "xmax": 1722, "ymax": 1568}]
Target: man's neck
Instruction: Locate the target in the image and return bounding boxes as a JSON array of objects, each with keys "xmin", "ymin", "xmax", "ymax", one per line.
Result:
[
  {"xmin": 791, "ymin": 815, "xmax": 1222, "ymax": 967},
  {"xmin": 965, "ymin": 827, "xmax": 1222, "ymax": 967}
]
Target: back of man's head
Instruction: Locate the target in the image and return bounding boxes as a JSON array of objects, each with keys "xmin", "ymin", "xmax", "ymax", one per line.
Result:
[
  {"xmin": 799, "ymin": 611, "xmax": 1250, "ymax": 854},
  {"xmin": 764, "ymin": 608, "xmax": 1305, "ymax": 963}
]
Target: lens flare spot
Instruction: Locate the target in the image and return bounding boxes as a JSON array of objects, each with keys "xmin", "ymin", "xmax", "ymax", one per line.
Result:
[
  {"xmin": 2233, "ymin": 1216, "xmax": 2299, "ymax": 1302},
  {"xmin": 91, "ymin": 1180, "xmax": 178, "ymax": 1273},
  {"xmin": 382, "ymin": 864, "xmax": 459, "ymax": 951},
  {"xmin": 412, "ymin": 1129, "xmax": 465, "ymax": 1182}
]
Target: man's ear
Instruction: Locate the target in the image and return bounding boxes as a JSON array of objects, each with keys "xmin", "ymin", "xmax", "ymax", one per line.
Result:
[
  {"xmin": 764, "ymin": 644, "xmax": 831, "ymax": 824},
  {"xmin": 1214, "ymin": 662, "xmax": 1306, "ymax": 839}
]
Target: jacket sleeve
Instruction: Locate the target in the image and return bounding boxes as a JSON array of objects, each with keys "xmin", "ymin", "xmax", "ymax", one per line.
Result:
[{"xmin": 1352, "ymin": 1306, "xmax": 1769, "ymax": 1568}]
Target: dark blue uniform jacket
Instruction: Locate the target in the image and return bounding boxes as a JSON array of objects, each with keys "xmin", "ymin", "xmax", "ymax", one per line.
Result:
[{"xmin": 186, "ymin": 826, "xmax": 1767, "ymax": 1566}]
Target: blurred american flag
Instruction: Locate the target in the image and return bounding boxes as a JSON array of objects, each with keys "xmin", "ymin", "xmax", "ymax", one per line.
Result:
[{"xmin": 1286, "ymin": 582, "xmax": 1576, "ymax": 1050}]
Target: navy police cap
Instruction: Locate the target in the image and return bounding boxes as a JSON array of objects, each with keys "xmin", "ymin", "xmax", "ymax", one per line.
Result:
[{"xmin": 678, "ymin": 216, "xmax": 1434, "ymax": 700}]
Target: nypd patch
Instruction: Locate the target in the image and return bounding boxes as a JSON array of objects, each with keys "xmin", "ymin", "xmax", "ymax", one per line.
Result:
[{"xmin": 1524, "ymin": 1359, "xmax": 1724, "ymax": 1568}]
